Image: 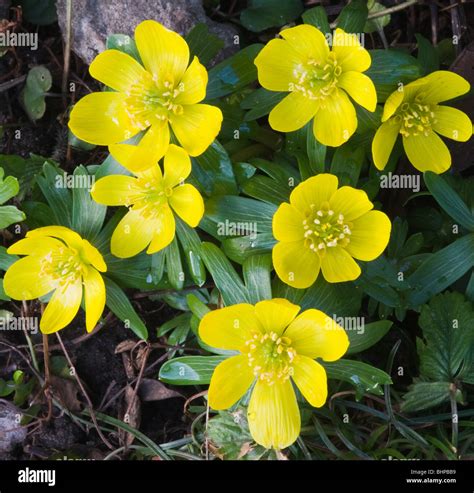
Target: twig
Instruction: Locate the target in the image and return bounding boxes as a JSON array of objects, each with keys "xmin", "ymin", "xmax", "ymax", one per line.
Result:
[
  {"xmin": 450, "ymin": 384, "xmax": 459, "ymax": 456},
  {"xmin": 55, "ymin": 332, "xmax": 114, "ymax": 450},
  {"xmin": 62, "ymin": 0, "xmax": 73, "ymax": 105},
  {"xmin": 133, "ymin": 283, "xmax": 214, "ymax": 299},
  {"xmin": 0, "ymin": 75, "xmax": 26, "ymax": 93}
]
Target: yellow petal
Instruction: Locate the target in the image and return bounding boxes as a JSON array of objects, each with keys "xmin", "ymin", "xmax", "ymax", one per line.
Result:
[
  {"xmin": 26, "ymin": 226, "xmax": 83, "ymax": 250},
  {"xmin": 284, "ymin": 309, "xmax": 349, "ymax": 360},
  {"xmin": 163, "ymin": 144, "xmax": 192, "ymax": 187},
  {"xmin": 254, "ymin": 299, "xmax": 300, "ymax": 336},
  {"xmin": 169, "ymin": 184, "xmax": 204, "ymax": 228},
  {"xmin": 89, "ymin": 49, "xmax": 148, "ymax": 92},
  {"xmin": 81, "ymin": 240, "xmax": 107, "ymax": 272},
  {"xmin": 338, "ymin": 71, "xmax": 377, "ymax": 112},
  {"xmin": 332, "ymin": 28, "xmax": 371, "ymax": 72},
  {"xmin": 248, "ymin": 379, "xmax": 300, "ymax": 450},
  {"xmin": 382, "ymin": 79, "xmax": 427, "ymax": 122},
  {"xmin": 292, "ymin": 356, "xmax": 327, "ymax": 407},
  {"xmin": 208, "ymin": 355, "xmax": 254, "ymax": 410},
  {"xmin": 170, "ymin": 104, "xmax": 222, "ymax": 156},
  {"xmin": 111, "ymin": 209, "xmax": 155, "ymax": 258},
  {"xmin": 69, "ymin": 92, "xmax": 138, "ymax": 146},
  {"xmin": 254, "ymin": 38, "xmax": 303, "ymax": 92},
  {"xmin": 175, "ymin": 56, "xmax": 207, "ymax": 105},
  {"xmin": 432, "ymin": 106, "xmax": 472, "ymax": 142},
  {"xmin": 280, "ymin": 24, "xmax": 329, "ymax": 62},
  {"xmin": 83, "ymin": 266, "xmax": 105, "ymax": 332},
  {"xmin": 199, "ymin": 304, "xmax": 258, "ymax": 351},
  {"xmin": 272, "ymin": 202, "xmax": 305, "ymax": 242},
  {"xmin": 329, "ymin": 186, "xmax": 373, "ymax": 221},
  {"xmin": 346, "ymin": 211, "xmax": 391, "ymax": 261},
  {"xmin": 146, "ymin": 205, "xmax": 176, "ymax": 254},
  {"xmin": 290, "ymin": 174, "xmax": 339, "ymax": 215},
  {"xmin": 109, "ymin": 135, "xmax": 166, "ymax": 174},
  {"xmin": 269, "ymin": 92, "xmax": 319, "ymax": 132},
  {"xmin": 7, "ymin": 236, "xmax": 63, "ymax": 256},
  {"xmin": 91, "ymin": 175, "xmax": 141, "ymax": 206},
  {"xmin": 272, "ymin": 241, "xmax": 321, "ymax": 289},
  {"xmin": 40, "ymin": 279, "xmax": 83, "ymax": 334},
  {"xmin": 422, "ymin": 71, "xmax": 470, "ymax": 104},
  {"xmin": 320, "ymin": 246, "xmax": 361, "ymax": 282},
  {"xmin": 313, "ymin": 89, "xmax": 357, "ymax": 146},
  {"xmin": 4, "ymin": 257, "xmax": 56, "ymax": 300},
  {"xmin": 402, "ymin": 131, "xmax": 451, "ymax": 173},
  {"xmin": 372, "ymin": 119, "xmax": 401, "ymax": 170},
  {"xmin": 134, "ymin": 20, "xmax": 189, "ymax": 82}
]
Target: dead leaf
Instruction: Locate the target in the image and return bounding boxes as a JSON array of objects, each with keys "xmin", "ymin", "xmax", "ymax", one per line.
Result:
[
  {"xmin": 49, "ymin": 375, "xmax": 81, "ymax": 412},
  {"xmin": 114, "ymin": 340, "xmax": 137, "ymax": 354},
  {"xmin": 138, "ymin": 378, "xmax": 182, "ymax": 402},
  {"xmin": 118, "ymin": 384, "xmax": 141, "ymax": 447}
]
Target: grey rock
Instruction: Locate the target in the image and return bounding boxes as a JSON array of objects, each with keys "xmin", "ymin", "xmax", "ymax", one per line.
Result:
[
  {"xmin": 0, "ymin": 402, "xmax": 27, "ymax": 457},
  {"xmin": 56, "ymin": 0, "xmax": 238, "ymax": 66}
]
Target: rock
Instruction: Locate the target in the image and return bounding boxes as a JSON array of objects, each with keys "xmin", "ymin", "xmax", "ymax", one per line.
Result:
[
  {"xmin": 0, "ymin": 402, "xmax": 27, "ymax": 457},
  {"xmin": 56, "ymin": 0, "xmax": 238, "ymax": 66}
]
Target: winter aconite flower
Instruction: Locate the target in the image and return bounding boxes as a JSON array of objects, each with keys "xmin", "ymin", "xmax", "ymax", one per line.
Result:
[
  {"xmin": 91, "ymin": 144, "xmax": 204, "ymax": 258},
  {"xmin": 69, "ymin": 20, "xmax": 223, "ymax": 167},
  {"xmin": 4, "ymin": 226, "xmax": 107, "ymax": 333},
  {"xmin": 372, "ymin": 71, "xmax": 472, "ymax": 173},
  {"xmin": 200, "ymin": 299, "xmax": 349, "ymax": 449},
  {"xmin": 272, "ymin": 173, "xmax": 391, "ymax": 288},
  {"xmin": 254, "ymin": 26, "xmax": 376, "ymax": 147}
]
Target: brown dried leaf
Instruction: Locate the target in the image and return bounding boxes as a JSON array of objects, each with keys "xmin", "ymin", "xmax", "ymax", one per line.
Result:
[
  {"xmin": 118, "ymin": 384, "xmax": 141, "ymax": 447},
  {"xmin": 138, "ymin": 378, "xmax": 182, "ymax": 402},
  {"xmin": 114, "ymin": 340, "xmax": 137, "ymax": 354},
  {"xmin": 49, "ymin": 375, "xmax": 81, "ymax": 412}
]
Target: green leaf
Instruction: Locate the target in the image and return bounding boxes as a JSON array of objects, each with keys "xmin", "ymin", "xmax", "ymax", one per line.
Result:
[
  {"xmin": 71, "ymin": 166, "xmax": 106, "ymax": 241},
  {"xmin": 200, "ymin": 242, "xmax": 250, "ymax": 305},
  {"xmin": 106, "ymin": 34, "xmax": 141, "ymax": 62},
  {"xmin": 336, "ymin": 0, "xmax": 368, "ymax": 33},
  {"xmin": 320, "ymin": 359, "xmax": 392, "ymax": 395},
  {"xmin": 241, "ymin": 88, "xmax": 286, "ymax": 122},
  {"xmin": 0, "ymin": 168, "xmax": 19, "ymax": 204},
  {"xmin": 243, "ymin": 254, "xmax": 272, "ymax": 304},
  {"xmin": 364, "ymin": 1, "xmax": 390, "ymax": 34},
  {"xmin": 0, "ymin": 247, "xmax": 18, "ymax": 270},
  {"xmin": 365, "ymin": 50, "xmax": 423, "ymax": 102},
  {"xmin": 401, "ymin": 382, "xmax": 452, "ymax": 413},
  {"xmin": 240, "ymin": 0, "xmax": 303, "ymax": 32},
  {"xmin": 192, "ymin": 141, "xmax": 238, "ymax": 196},
  {"xmin": 330, "ymin": 140, "xmax": 365, "ymax": 186},
  {"xmin": 205, "ymin": 195, "xmax": 276, "ymax": 235},
  {"xmin": 17, "ymin": 0, "xmax": 56, "ymax": 25},
  {"xmin": 165, "ymin": 237, "xmax": 184, "ymax": 290},
  {"xmin": 302, "ymin": 6, "xmax": 330, "ymax": 34},
  {"xmin": 207, "ymin": 44, "xmax": 263, "ymax": 99},
  {"xmin": 415, "ymin": 34, "xmax": 439, "ymax": 74},
  {"xmin": 242, "ymin": 175, "xmax": 290, "ymax": 205},
  {"xmin": 104, "ymin": 277, "xmax": 148, "ymax": 340},
  {"xmin": 300, "ymin": 277, "xmax": 362, "ymax": 317},
  {"xmin": 424, "ymin": 171, "xmax": 474, "ymax": 232},
  {"xmin": 347, "ymin": 320, "xmax": 392, "ymax": 355},
  {"xmin": 185, "ymin": 23, "xmax": 224, "ymax": 66},
  {"xmin": 21, "ymin": 66, "xmax": 52, "ymax": 121},
  {"xmin": 322, "ymin": 359, "xmax": 392, "ymax": 396},
  {"xmin": 407, "ymin": 234, "xmax": 474, "ymax": 306},
  {"xmin": 175, "ymin": 218, "xmax": 206, "ymax": 286},
  {"xmin": 417, "ymin": 292, "xmax": 474, "ymax": 382},
  {"xmin": 221, "ymin": 232, "xmax": 276, "ymax": 264},
  {"xmin": 306, "ymin": 124, "xmax": 326, "ymax": 174},
  {"xmin": 37, "ymin": 162, "xmax": 72, "ymax": 227},
  {"xmin": 0, "ymin": 206, "xmax": 25, "ymax": 229},
  {"xmin": 159, "ymin": 355, "xmax": 226, "ymax": 385}
]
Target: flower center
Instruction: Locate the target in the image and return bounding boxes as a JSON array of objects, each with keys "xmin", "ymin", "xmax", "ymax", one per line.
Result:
[
  {"xmin": 292, "ymin": 53, "xmax": 341, "ymax": 100},
  {"xmin": 395, "ymin": 94, "xmax": 437, "ymax": 138},
  {"xmin": 302, "ymin": 201, "xmax": 351, "ymax": 253},
  {"xmin": 131, "ymin": 178, "xmax": 173, "ymax": 219},
  {"xmin": 244, "ymin": 331, "xmax": 296, "ymax": 385},
  {"xmin": 41, "ymin": 247, "xmax": 83, "ymax": 286},
  {"xmin": 125, "ymin": 73, "xmax": 185, "ymax": 130}
]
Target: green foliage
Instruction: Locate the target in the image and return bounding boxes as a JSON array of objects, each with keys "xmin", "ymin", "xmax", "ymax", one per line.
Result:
[{"xmin": 20, "ymin": 66, "xmax": 52, "ymax": 121}]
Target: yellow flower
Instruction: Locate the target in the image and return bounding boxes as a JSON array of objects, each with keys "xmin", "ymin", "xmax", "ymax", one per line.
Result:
[
  {"xmin": 272, "ymin": 173, "xmax": 391, "ymax": 288},
  {"xmin": 199, "ymin": 298, "xmax": 349, "ymax": 449},
  {"xmin": 91, "ymin": 144, "xmax": 204, "ymax": 258},
  {"xmin": 254, "ymin": 26, "xmax": 376, "ymax": 147},
  {"xmin": 372, "ymin": 71, "xmax": 472, "ymax": 173},
  {"xmin": 69, "ymin": 20, "xmax": 223, "ymax": 168},
  {"xmin": 4, "ymin": 226, "xmax": 107, "ymax": 334}
]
